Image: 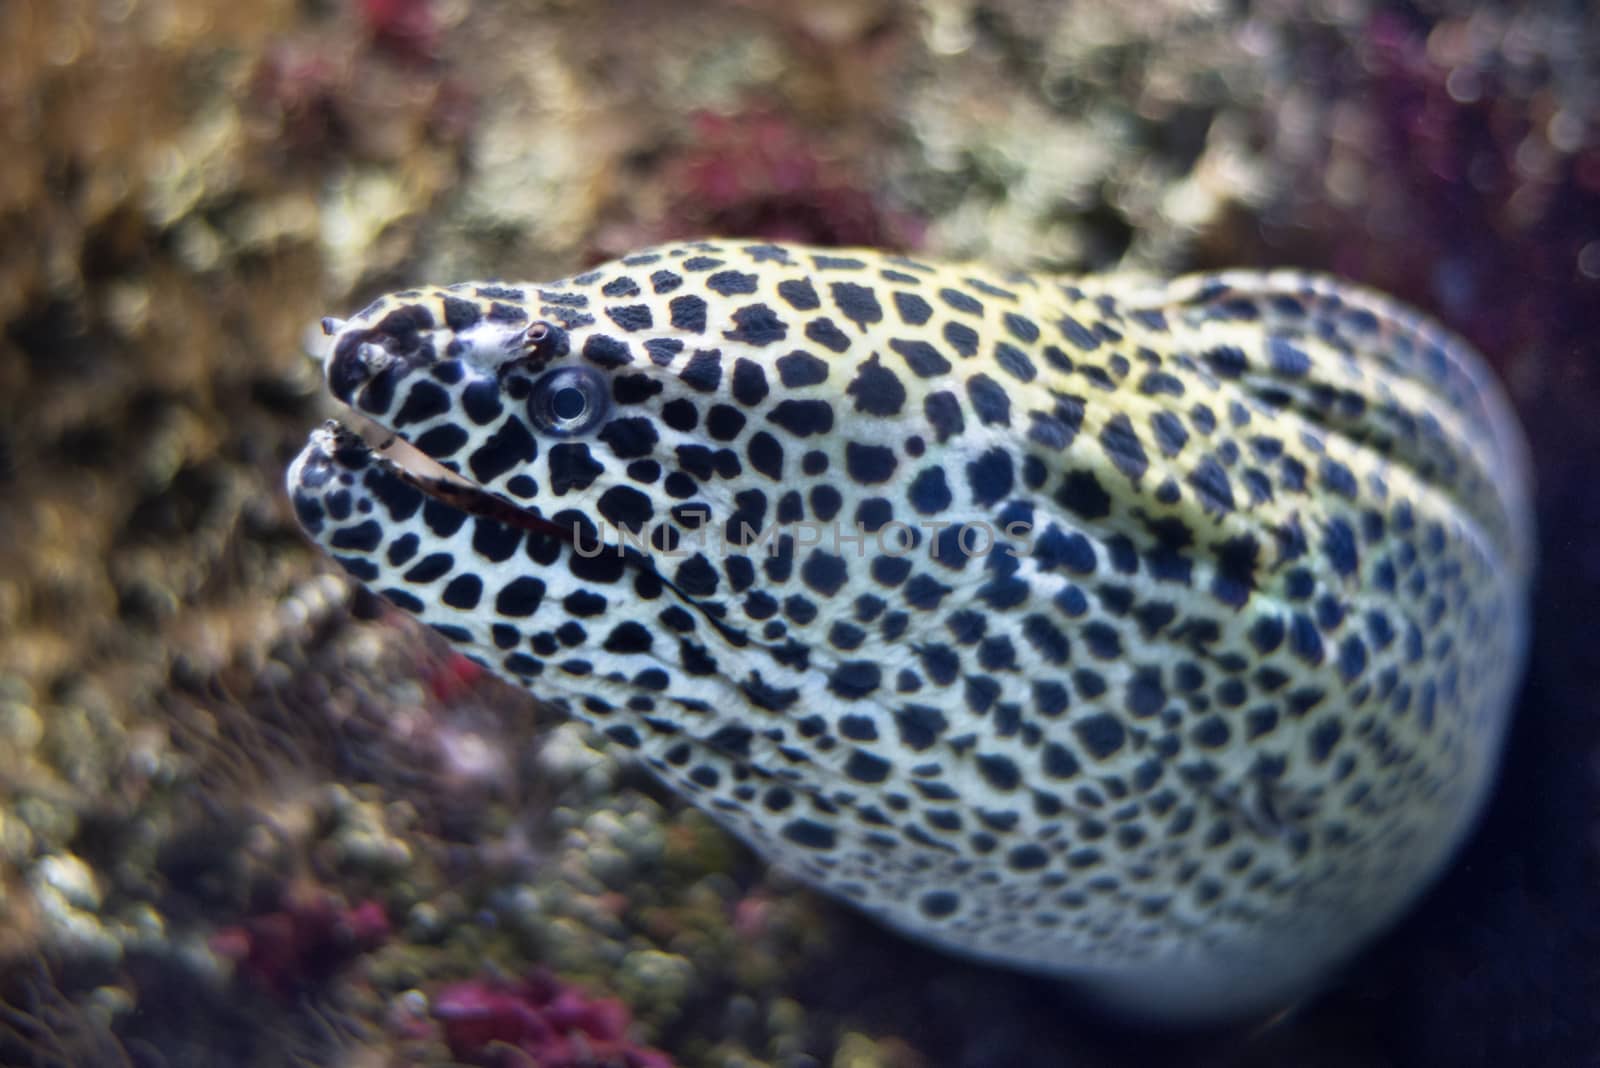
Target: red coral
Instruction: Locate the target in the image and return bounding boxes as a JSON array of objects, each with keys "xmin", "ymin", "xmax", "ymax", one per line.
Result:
[
  {"xmin": 657, "ymin": 109, "xmax": 922, "ymax": 249},
  {"xmin": 211, "ymin": 891, "xmax": 390, "ymax": 998},
  {"xmin": 248, "ymin": 13, "xmax": 475, "ymax": 167},
  {"xmin": 358, "ymin": 0, "xmax": 441, "ymax": 62},
  {"xmin": 249, "ymin": 42, "xmax": 351, "ymax": 158},
  {"xmin": 422, "ymin": 650, "xmax": 487, "ymax": 704},
  {"xmin": 432, "ymin": 973, "xmax": 673, "ymax": 1068}
]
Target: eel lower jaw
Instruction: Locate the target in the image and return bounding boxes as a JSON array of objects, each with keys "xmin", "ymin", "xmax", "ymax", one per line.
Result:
[{"xmin": 319, "ymin": 417, "xmax": 577, "ymax": 544}]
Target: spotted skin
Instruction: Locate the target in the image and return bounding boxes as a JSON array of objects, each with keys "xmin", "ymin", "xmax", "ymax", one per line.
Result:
[{"xmin": 288, "ymin": 240, "xmax": 1532, "ymax": 1020}]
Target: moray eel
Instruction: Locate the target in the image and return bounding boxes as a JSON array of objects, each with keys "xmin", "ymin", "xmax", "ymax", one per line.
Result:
[{"xmin": 286, "ymin": 240, "xmax": 1532, "ymax": 1021}]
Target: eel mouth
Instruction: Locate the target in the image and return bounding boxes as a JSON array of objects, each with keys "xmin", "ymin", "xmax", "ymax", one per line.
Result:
[
  {"xmin": 292, "ymin": 416, "xmax": 753, "ymax": 648},
  {"xmin": 305, "ymin": 416, "xmax": 578, "ymax": 546}
]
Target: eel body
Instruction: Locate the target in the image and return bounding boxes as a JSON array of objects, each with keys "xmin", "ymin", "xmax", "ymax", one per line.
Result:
[{"xmin": 287, "ymin": 240, "xmax": 1532, "ymax": 1020}]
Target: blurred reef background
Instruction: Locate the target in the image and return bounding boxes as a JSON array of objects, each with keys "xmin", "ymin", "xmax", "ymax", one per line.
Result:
[{"xmin": 1, "ymin": 0, "xmax": 1597, "ymax": 1065}]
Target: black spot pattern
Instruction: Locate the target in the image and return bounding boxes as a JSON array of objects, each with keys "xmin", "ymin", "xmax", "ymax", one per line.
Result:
[
  {"xmin": 966, "ymin": 374, "xmax": 1011, "ymax": 427},
  {"xmin": 846, "ymin": 443, "xmax": 898, "ymax": 484},
  {"xmin": 725, "ymin": 303, "xmax": 787, "ymax": 345},
  {"xmin": 848, "ymin": 355, "xmax": 907, "ymax": 416},
  {"xmin": 670, "ymin": 295, "xmax": 707, "ymax": 332},
  {"xmin": 290, "ymin": 242, "xmax": 1532, "ymax": 1022},
  {"xmin": 831, "ymin": 282, "xmax": 883, "ymax": 329}
]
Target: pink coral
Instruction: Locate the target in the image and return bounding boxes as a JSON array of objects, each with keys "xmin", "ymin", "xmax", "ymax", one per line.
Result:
[
  {"xmin": 422, "ymin": 650, "xmax": 487, "ymax": 705},
  {"xmin": 358, "ymin": 0, "xmax": 441, "ymax": 62},
  {"xmin": 658, "ymin": 109, "xmax": 922, "ymax": 249},
  {"xmin": 211, "ymin": 891, "xmax": 390, "ymax": 998},
  {"xmin": 432, "ymin": 973, "xmax": 673, "ymax": 1068}
]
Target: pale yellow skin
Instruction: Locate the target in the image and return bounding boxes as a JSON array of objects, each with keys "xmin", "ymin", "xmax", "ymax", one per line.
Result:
[{"xmin": 289, "ymin": 241, "xmax": 1533, "ymax": 1020}]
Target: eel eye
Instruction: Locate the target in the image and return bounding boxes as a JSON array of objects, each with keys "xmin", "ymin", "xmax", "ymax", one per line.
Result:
[{"xmin": 528, "ymin": 364, "xmax": 608, "ymax": 436}]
